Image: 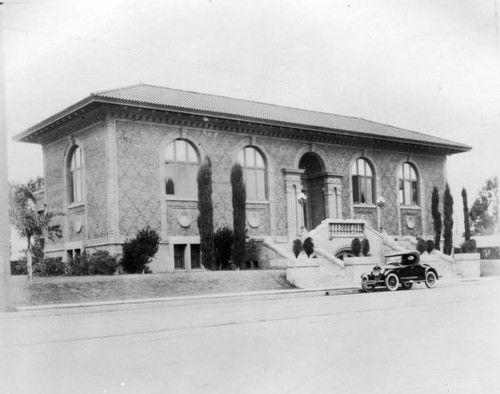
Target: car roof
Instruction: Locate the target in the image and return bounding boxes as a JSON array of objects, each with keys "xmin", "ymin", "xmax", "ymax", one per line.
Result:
[{"xmin": 384, "ymin": 250, "xmax": 421, "ymax": 258}]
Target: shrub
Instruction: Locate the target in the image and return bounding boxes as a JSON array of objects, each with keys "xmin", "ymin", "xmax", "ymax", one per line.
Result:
[
  {"xmin": 292, "ymin": 239, "xmax": 303, "ymax": 258},
  {"xmin": 245, "ymin": 238, "xmax": 259, "ymax": 266},
  {"xmin": 351, "ymin": 237, "xmax": 361, "ymax": 257},
  {"xmin": 88, "ymin": 250, "xmax": 118, "ymax": 275},
  {"xmin": 461, "ymin": 239, "xmax": 477, "ymax": 253},
  {"xmin": 121, "ymin": 227, "xmax": 160, "ymax": 273},
  {"xmin": 197, "ymin": 157, "xmax": 215, "ymax": 270},
  {"xmin": 416, "ymin": 238, "xmax": 427, "ymax": 255},
  {"xmin": 68, "ymin": 252, "xmax": 91, "ymax": 276},
  {"xmin": 426, "ymin": 240, "xmax": 435, "ymax": 254},
  {"xmin": 10, "ymin": 259, "xmax": 27, "ymax": 275},
  {"xmin": 443, "ymin": 183, "xmax": 454, "ymax": 255},
  {"xmin": 231, "ymin": 164, "xmax": 246, "ymax": 269},
  {"xmin": 34, "ymin": 257, "xmax": 67, "ymax": 277},
  {"xmin": 214, "ymin": 227, "xmax": 233, "ymax": 270},
  {"xmin": 361, "ymin": 238, "xmax": 370, "ymax": 256},
  {"xmin": 303, "ymin": 237, "xmax": 314, "ymax": 258}
]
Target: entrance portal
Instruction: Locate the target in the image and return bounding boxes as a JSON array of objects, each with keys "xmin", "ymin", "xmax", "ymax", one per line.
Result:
[{"xmin": 299, "ymin": 153, "xmax": 326, "ymax": 230}]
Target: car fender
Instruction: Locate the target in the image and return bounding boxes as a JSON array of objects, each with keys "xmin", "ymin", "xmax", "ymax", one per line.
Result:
[{"xmin": 424, "ymin": 266, "xmax": 439, "ymax": 279}]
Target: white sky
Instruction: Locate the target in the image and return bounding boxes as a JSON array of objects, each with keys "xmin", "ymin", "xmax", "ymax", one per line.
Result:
[{"xmin": 3, "ymin": 0, "xmax": 500, "ymax": 207}]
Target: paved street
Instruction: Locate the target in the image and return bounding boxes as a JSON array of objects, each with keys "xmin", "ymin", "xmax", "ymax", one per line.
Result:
[{"xmin": 1, "ymin": 279, "xmax": 500, "ymax": 393}]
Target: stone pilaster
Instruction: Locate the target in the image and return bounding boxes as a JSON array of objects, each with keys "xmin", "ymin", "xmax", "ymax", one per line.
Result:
[
  {"xmin": 282, "ymin": 168, "xmax": 305, "ymax": 240},
  {"xmin": 105, "ymin": 117, "xmax": 120, "ymax": 242},
  {"xmin": 322, "ymin": 173, "xmax": 343, "ymax": 220}
]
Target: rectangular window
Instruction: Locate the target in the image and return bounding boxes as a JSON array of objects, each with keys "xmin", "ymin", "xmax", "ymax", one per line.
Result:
[
  {"xmin": 165, "ymin": 163, "xmax": 175, "ymax": 195},
  {"xmin": 174, "ymin": 244, "xmax": 186, "ymax": 269},
  {"xmin": 191, "ymin": 244, "xmax": 201, "ymax": 269},
  {"xmin": 404, "ymin": 181, "xmax": 411, "ymax": 205}
]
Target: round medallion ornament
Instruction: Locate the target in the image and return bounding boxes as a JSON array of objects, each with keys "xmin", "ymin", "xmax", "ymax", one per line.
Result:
[
  {"xmin": 247, "ymin": 212, "xmax": 260, "ymax": 228},
  {"xmin": 406, "ymin": 216, "xmax": 416, "ymax": 229},
  {"xmin": 177, "ymin": 211, "xmax": 193, "ymax": 228}
]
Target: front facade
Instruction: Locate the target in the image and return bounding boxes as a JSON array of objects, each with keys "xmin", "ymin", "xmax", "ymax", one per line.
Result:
[{"xmin": 15, "ymin": 84, "xmax": 470, "ymax": 272}]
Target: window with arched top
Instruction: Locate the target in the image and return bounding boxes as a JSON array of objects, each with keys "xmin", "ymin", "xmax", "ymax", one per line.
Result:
[
  {"xmin": 69, "ymin": 146, "xmax": 84, "ymax": 203},
  {"xmin": 237, "ymin": 146, "xmax": 267, "ymax": 201},
  {"xmin": 164, "ymin": 139, "xmax": 200, "ymax": 198},
  {"xmin": 352, "ymin": 158, "xmax": 374, "ymax": 204},
  {"xmin": 399, "ymin": 162, "xmax": 419, "ymax": 205}
]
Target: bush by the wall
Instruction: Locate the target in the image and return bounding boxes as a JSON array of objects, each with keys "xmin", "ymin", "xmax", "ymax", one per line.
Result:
[
  {"xmin": 351, "ymin": 237, "xmax": 361, "ymax": 257},
  {"xmin": 34, "ymin": 257, "xmax": 67, "ymax": 277},
  {"xmin": 361, "ymin": 238, "xmax": 370, "ymax": 256},
  {"xmin": 460, "ymin": 239, "xmax": 477, "ymax": 253},
  {"xmin": 416, "ymin": 238, "xmax": 427, "ymax": 255},
  {"xmin": 68, "ymin": 252, "xmax": 91, "ymax": 276},
  {"xmin": 292, "ymin": 239, "xmax": 303, "ymax": 258},
  {"xmin": 214, "ymin": 227, "xmax": 233, "ymax": 270},
  {"xmin": 426, "ymin": 239, "xmax": 435, "ymax": 254},
  {"xmin": 10, "ymin": 259, "xmax": 27, "ymax": 275},
  {"xmin": 88, "ymin": 250, "xmax": 118, "ymax": 275},
  {"xmin": 121, "ymin": 227, "xmax": 160, "ymax": 273},
  {"xmin": 303, "ymin": 237, "xmax": 315, "ymax": 258}
]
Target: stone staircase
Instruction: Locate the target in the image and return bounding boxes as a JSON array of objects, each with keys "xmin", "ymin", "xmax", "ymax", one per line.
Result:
[{"xmin": 261, "ymin": 219, "xmax": 464, "ymax": 288}]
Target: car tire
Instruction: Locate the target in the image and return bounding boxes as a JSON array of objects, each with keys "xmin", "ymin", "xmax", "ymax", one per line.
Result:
[
  {"xmin": 425, "ymin": 271, "xmax": 437, "ymax": 288},
  {"xmin": 385, "ymin": 273, "xmax": 399, "ymax": 291},
  {"xmin": 401, "ymin": 282, "xmax": 413, "ymax": 290},
  {"xmin": 361, "ymin": 277, "xmax": 375, "ymax": 292}
]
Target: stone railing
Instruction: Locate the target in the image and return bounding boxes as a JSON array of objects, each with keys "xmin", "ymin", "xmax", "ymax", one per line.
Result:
[{"xmin": 328, "ymin": 220, "xmax": 365, "ymax": 240}]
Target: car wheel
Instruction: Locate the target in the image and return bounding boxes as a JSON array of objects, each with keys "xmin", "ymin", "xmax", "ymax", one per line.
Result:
[
  {"xmin": 425, "ymin": 271, "xmax": 437, "ymax": 288},
  {"xmin": 361, "ymin": 277, "xmax": 375, "ymax": 292},
  {"xmin": 385, "ymin": 273, "xmax": 399, "ymax": 291},
  {"xmin": 401, "ymin": 282, "xmax": 413, "ymax": 290}
]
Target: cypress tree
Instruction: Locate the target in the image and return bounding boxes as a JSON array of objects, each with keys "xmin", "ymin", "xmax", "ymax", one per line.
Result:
[
  {"xmin": 443, "ymin": 183, "xmax": 454, "ymax": 255},
  {"xmin": 231, "ymin": 163, "xmax": 246, "ymax": 269},
  {"xmin": 431, "ymin": 186, "xmax": 442, "ymax": 250},
  {"xmin": 197, "ymin": 157, "xmax": 214, "ymax": 270},
  {"xmin": 462, "ymin": 187, "xmax": 471, "ymax": 241}
]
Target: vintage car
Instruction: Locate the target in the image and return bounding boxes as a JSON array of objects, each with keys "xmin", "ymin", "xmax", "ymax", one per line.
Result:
[{"xmin": 360, "ymin": 251, "xmax": 439, "ymax": 292}]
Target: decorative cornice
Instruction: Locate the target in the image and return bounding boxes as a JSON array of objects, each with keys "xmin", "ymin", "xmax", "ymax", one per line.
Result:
[{"xmin": 26, "ymin": 103, "xmax": 461, "ymax": 156}]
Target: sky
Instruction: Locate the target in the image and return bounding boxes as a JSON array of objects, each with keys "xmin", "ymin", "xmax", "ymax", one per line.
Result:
[{"xmin": 2, "ymin": 0, "xmax": 500, "ymax": 228}]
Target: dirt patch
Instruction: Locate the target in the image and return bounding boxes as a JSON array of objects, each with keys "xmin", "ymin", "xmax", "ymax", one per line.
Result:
[{"xmin": 8, "ymin": 270, "xmax": 295, "ymax": 307}]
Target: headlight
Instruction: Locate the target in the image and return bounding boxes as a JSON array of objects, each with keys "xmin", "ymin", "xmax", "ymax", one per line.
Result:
[{"xmin": 372, "ymin": 266, "xmax": 383, "ymax": 276}]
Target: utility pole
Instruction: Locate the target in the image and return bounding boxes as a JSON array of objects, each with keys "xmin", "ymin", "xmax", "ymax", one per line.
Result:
[{"xmin": 0, "ymin": 2, "xmax": 12, "ymax": 311}]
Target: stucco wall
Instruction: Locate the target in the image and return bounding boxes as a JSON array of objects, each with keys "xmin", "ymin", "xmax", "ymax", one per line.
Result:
[
  {"xmin": 42, "ymin": 112, "xmax": 447, "ymax": 265},
  {"xmin": 44, "ymin": 122, "xmax": 107, "ymax": 252}
]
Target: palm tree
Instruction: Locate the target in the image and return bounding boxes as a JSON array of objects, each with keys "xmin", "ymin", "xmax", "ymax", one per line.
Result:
[{"xmin": 9, "ymin": 184, "xmax": 62, "ymax": 281}]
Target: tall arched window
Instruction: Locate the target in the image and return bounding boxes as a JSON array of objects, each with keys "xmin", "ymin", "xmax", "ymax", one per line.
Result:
[
  {"xmin": 237, "ymin": 146, "xmax": 267, "ymax": 201},
  {"xmin": 352, "ymin": 158, "xmax": 374, "ymax": 204},
  {"xmin": 399, "ymin": 162, "xmax": 419, "ymax": 205},
  {"xmin": 69, "ymin": 146, "xmax": 84, "ymax": 203},
  {"xmin": 164, "ymin": 139, "xmax": 199, "ymax": 198}
]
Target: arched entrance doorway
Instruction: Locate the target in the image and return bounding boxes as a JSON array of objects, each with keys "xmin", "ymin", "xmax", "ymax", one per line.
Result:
[{"xmin": 299, "ymin": 153, "xmax": 326, "ymax": 230}]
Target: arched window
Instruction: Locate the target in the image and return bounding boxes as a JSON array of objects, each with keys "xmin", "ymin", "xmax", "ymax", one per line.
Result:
[
  {"xmin": 69, "ymin": 146, "xmax": 84, "ymax": 203},
  {"xmin": 237, "ymin": 147, "xmax": 267, "ymax": 201},
  {"xmin": 164, "ymin": 139, "xmax": 199, "ymax": 198},
  {"xmin": 352, "ymin": 158, "xmax": 374, "ymax": 204},
  {"xmin": 399, "ymin": 162, "xmax": 419, "ymax": 205}
]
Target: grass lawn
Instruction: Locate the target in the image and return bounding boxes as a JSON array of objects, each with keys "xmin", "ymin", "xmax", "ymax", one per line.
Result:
[{"xmin": 8, "ymin": 269, "xmax": 295, "ymax": 307}]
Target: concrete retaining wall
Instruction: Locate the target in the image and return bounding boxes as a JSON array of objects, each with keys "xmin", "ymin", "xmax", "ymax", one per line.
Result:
[
  {"xmin": 480, "ymin": 259, "xmax": 500, "ymax": 277},
  {"xmin": 454, "ymin": 253, "xmax": 480, "ymax": 278}
]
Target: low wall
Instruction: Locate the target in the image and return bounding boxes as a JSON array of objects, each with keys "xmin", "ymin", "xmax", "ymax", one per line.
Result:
[
  {"xmin": 286, "ymin": 255, "xmax": 321, "ymax": 288},
  {"xmin": 343, "ymin": 256, "xmax": 378, "ymax": 284},
  {"xmin": 454, "ymin": 253, "xmax": 480, "ymax": 278},
  {"xmin": 480, "ymin": 259, "xmax": 500, "ymax": 277}
]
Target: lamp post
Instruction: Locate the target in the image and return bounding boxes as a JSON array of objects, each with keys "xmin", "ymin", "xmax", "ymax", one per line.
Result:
[
  {"xmin": 376, "ymin": 196, "xmax": 386, "ymax": 233},
  {"xmin": 297, "ymin": 190, "xmax": 307, "ymax": 235}
]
